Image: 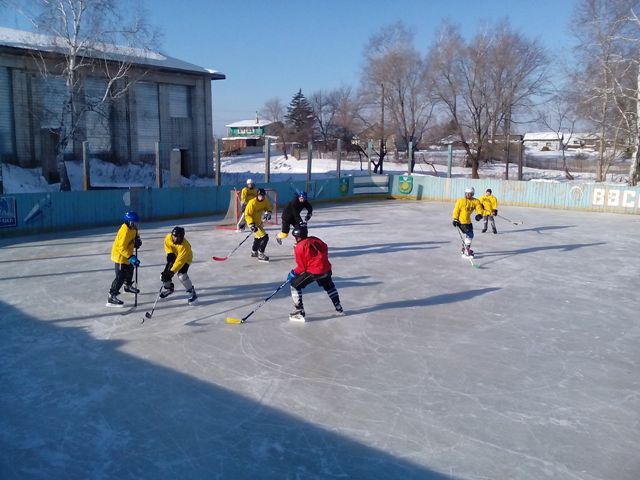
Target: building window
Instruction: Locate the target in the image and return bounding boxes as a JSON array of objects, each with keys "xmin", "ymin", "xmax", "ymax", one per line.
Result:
[
  {"xmin": 135, "ymin": 82, "xmax": 160, "ymax": 156},
  {"xmin": 168, "ymin": 84, "xmax": 190, "ymax": 118},
  {"xmin": 0, "ymin": 67, "xmax": 15, "ymax": 160}
]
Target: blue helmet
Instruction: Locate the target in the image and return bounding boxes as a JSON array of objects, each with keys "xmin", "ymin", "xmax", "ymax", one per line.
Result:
[
  {"xmin": 124, "ymin": 211, "xmax": 139, "ymax": 223},
  {"xmin": 297, "ymin": 191, "xmax": 308, "ymax": 200}
]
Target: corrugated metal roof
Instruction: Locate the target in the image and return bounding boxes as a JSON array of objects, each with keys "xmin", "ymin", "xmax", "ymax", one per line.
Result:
[{"xmin": 0, "ymin": 27, "xmax": 225, "ymax": 80}]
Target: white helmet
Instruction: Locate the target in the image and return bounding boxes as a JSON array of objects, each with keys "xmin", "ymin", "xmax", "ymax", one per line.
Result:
[
  {"xmin": 464, "ymin": 187, "xmax": 474, "ymax": 195},
  {"xmin": 246, "ymin": 178, "xmax": 254, "ymax": 185}
]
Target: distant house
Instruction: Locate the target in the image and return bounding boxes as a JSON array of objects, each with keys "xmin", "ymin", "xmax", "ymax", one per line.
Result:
[
  {"xmin": 0, "ymin": 26, "xmax": 225, "ymax": 182},
  {"xmin": 523, "ymin": 132, "xmax": 600, "ymax": 151},
  {"xmin": 222, "ymin": 117, "xmax": 274, "ymax": 155}
]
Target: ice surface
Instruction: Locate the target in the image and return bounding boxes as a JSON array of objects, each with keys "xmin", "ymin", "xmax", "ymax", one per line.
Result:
[{"xmin": 1, "ymin": 199, "xmax": 638, "ymax": 479}]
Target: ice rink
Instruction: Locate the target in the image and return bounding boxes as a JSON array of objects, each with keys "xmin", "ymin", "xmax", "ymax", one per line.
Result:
[{"xmin": 1, "ymin": 198, "xmax": 638, "ymax": 480}]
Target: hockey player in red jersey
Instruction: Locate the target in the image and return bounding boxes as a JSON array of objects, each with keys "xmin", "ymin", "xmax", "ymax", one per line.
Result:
[{"xmin": 286, "ymin": 224, "xmax": 343, "ymax": 322}]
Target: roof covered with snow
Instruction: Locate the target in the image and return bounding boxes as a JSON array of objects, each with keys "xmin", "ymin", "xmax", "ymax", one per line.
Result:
[
  {"xmin": 225, "ymin": 119, "xmax": 273, "ymax": 128},
  {"xmin": 0, "ymin": 27, "xmax": 225, "ymax": 80},
  {"xmin": 524, "ymin": 132, "xmax": 598, "ymax": 141}
]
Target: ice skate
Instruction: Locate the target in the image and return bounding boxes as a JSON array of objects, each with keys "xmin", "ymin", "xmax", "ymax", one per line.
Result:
[
  {"xmin": 482, "ymin": 228, "xmax": 487, "ymax": 233},
  {"xmin": 289, "ymin": 306, "xmax": 305, "ymax": 322},
  {"xmin": 276, "ymin": 236, "xmax": 283, "ymax": 245},
  {"xmin": 492, "ymin": 228, "xmax": 497, "ymax": 234},
  {"xmin": 334, "ymin": 303, "xmax": 345, "ymax": 316},
  {"xmin": 462, "ymin": 248, "xmax": 474, "ymax": 258},
  {"xmin": 187, "ymin": 287, "xmax": 197, "ymax": 304},
  {"xmin": 124, "ymin": 284, "xmax": 140, "ymax": 294},
  {"xmin": 258, "ymin": 252, "xmax": 269, "ymax": 263},
  {"xmin": 159, "ymin": 283, "xmax": 174, "ymax": 299},
  {"xmin": 250, "ymin": 250, "xmax": 259, "ymax": 258},
  {"xmin": 106, "ymin": 293, "xmax": 124, "ymax": 307}
]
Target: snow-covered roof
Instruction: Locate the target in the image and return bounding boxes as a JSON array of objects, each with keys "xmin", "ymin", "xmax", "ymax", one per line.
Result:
[
  {"xmin": 0, "ymin": 27, "xmax": 225, "ymax": 80},
  {"xmin": 523, "ymin": 132, "xmax": 563, "ymax": 141},
  {"xmin": 225, "ymin": 119, "xmax": 273, "ymax": 128},
  {"xmin": 222, "ymin": 136, "xmax": 263, "ymax": 140},
  {"xmin": 524, "ymin": 132, "xmax": 598, "ymax": 141}
]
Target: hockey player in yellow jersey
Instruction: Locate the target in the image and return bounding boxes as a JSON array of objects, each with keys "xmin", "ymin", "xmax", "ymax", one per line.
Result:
[
  {"xmin": 244, "ymin": 188, "xmax": 273, "ymax": 262},
  {"xmin": 479, "ymin": 188, "xmax": 498, "ymax": 234},
  {"xmin": 107, "ymin": 211, "xmax": 141, "ymax": 306},
  {"xmin": 159, "ymin": 226, "xmax": 197, "ymax": 304},
  {"xmin": 237, "ymin": 178, "xmax": 257, "ymax": 230},
  {"xmin": 452, "ymin": 187, "xmax": 487, "ymax": 258}
]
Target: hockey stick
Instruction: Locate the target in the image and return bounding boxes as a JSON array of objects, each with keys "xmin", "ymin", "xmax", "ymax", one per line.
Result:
[
  {"xmin": 497, "ymin": 214, "xmax": 523, "ymax": 226},
  {"xmin": 226, "ymin": 279, "xmax": 290, "ymax": 324},
  {"xmin": 213, "ymin": 232, "xmax": 253, "ymax": 261},
  {"xmin": 134, "ymin": 247, "xmax": 138, "ymax": 307},
  {"xmin": 142, "ymin": 286, "xmax": 164, "ymax": 323},
  {"xmin": 120, "ymin": 248, "xmax": 139, "ymax": 316},
  {"xmin": 456, "ymin": 226, "xmax": 480, "ymax": 269}
]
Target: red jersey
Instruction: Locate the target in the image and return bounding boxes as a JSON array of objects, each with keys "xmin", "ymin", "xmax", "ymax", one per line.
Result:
[{"xmin": 293, "ymin": 236, "xmax": 332, "ymax": 275}]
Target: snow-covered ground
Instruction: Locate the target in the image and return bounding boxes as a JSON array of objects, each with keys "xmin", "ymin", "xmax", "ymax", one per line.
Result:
[{"xmin": 0, "ymin": 149, "xmax": 631, "ymax": 194}]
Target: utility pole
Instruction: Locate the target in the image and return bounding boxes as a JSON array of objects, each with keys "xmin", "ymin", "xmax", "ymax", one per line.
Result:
[{"xmin": 379, "ymin": 82, "xmax": 385, "ymax": 174}]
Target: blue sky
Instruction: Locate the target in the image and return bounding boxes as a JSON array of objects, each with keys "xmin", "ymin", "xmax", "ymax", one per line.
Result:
[{"xmin": 2, "ymin": 0, "xmax": 579, "ymax": 137}]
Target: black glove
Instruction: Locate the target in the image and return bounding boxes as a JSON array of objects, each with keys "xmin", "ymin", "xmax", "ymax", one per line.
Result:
[
  {"xmin": 452, "ymin": 220, "xmax": 460, "ymax": 228},
  {"xmin": 249, "ymin": 223, "xmax": 258, "ymax": 232},
  {"xmin": 493, "ymin": 209, "xmax": 498, "ymax": 216},
  {"xmin": 160, "ymin": 270, "xmax": 174, "ymax": 283},
  {"xmin": 166, "ymin": 253, "xmax": 177, "ymax": 263},
  {"xmin": 304, "ymin": 213, "xmax": 311, "ymax": 222},
  {"xmin": 475, "ymin": 214, "xmax": 483, "ymax": 222},
  {"xmin": 134, "ymin": 236, "xmax": 142, "ymax": 248}
]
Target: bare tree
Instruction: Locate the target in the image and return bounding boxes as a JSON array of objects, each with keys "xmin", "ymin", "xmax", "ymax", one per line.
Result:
[
  {"xmin": 489, "ymin": 21, "xmax": 548, "ymax": 179},
  {"xmin": 571, "ymin": 0, "xmax": 639, "ymax": 182},
  {"xmin": 309, "ymin": 89, "xmax": 337, "ymax": 152},
  {"xmin": 623, "ymin": 4, "xmax": 640, "ymax": 185},
  {"xmin": 18, "ymin": 0, "xmax": 159, "ymax": 189},
  {"xmin": 539, "ymin": 87, "xmax": 579, "ymax": 179},
  {"xmin": 428, "ymin": 22, "xmax": 494, "ymax": 178},
  {"xmin": 428, "ymin": 20, "xmax": 548, "ymax": 179},
  {"xmin": 260, "ymin": 97, "xmax": 288, "ymax": 159},
  {"xmin": 360, "ymin": 22, "xmax": 435, "ymax": 174}
]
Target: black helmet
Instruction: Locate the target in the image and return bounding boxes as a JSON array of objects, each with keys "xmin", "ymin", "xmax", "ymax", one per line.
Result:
[
  {"xmin": 171, "ymin": 226, "xmax": 185, "ymax": 238},
  {"xmin": 292, "ymin": 224, "xmax": 308, "ymax": 239},
  {"xmin": 257, "ymin": 188, "xmax": 266, "ymax": 196}
]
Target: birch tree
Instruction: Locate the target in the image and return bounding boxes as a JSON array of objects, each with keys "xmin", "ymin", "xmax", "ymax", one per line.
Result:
[
  {"xmin": 19, "ymin": 0, "xmax": 159, "ymax": 189},
  {"xmin": 571, "ymin": 0, "xmax": 640, "ymax": 182}
]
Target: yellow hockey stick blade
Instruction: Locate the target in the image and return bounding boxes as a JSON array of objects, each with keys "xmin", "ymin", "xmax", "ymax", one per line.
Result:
[{"xmin": 225, "ymin": 316, "xmax": 243, "ymax": 324}]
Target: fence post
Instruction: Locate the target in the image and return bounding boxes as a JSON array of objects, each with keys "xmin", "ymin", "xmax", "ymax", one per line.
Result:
[
  {"xmin": 408, "ymin": 141, "xmax": 413, "ymax": 174},
  {"xmin": 336, "ymin": 139, "xmax": 342, "ymax": 178},
  {"xmin": 367, "ymin": 139, "xmax": 373, "ymax": 175},
  {"xmin": 447, "ymin": 143, "xmax": 453, "ymax": 178},
  {"xmin": 306, "ymin": 141, "xmax": 313, "ymax": 193},
  {"xmin": 215, "ymin": 138, "xmax": 221, "ymax": 186},
  {"xmin": 82, "ymin": 141, "xmax": 90, "ymax": 191},
  {"xmin": 265, "ymin": 137, "xmax": 271, "ymax": 183}
]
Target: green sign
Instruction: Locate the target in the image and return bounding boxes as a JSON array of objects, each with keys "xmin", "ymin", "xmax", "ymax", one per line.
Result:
[
  {"xmin": 339, "ymin": 178, "xmax": 349, "ymax": 195},
  {"xmin": 398, "ymin": 175, "xmax": 413, "ymax": 195}
]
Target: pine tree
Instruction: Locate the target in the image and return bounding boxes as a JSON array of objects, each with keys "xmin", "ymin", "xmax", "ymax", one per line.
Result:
[{"xmin": 285, "ymin": 89, "xmax": 316, "ymax": 143}]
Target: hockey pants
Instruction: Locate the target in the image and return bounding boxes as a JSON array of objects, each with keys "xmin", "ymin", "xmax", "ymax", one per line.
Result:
[
  {"xmin": 110, "ymin": 262, "xmax": 134, "ymax": 295},
  {"xmin": 290, "ymin": 271, "xmax": 341, "ymax": 309}
]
